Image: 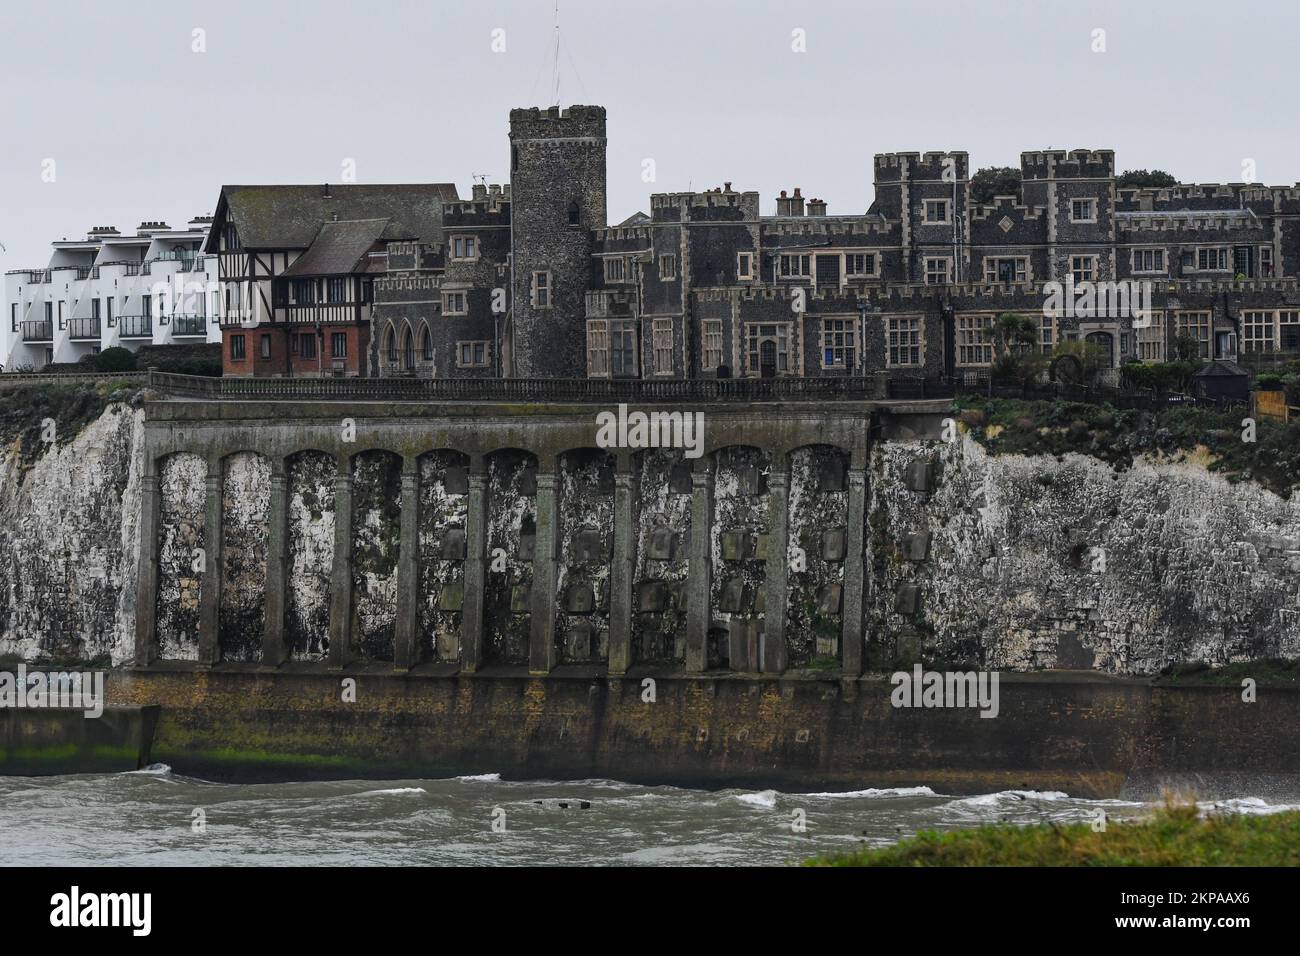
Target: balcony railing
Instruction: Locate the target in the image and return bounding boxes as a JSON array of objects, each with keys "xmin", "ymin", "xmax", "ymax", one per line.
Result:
[
  {"xmin": 123, "ymin": 263, "xmax": 141, "ymax": 276},
  {"xmin": 68, "ymin": 317, "xmax": 101, "ymax": 340},
  {"xmin": 118, "ymin": 315, "xmax": 153, "ymax": 338},
  {"xmin": 171, "ymin": 314, "xmax": 207, "ymax": 336},
  {"xmin": 152, "ymin": 251, "xmax": 196, "ymax": 263},
  {"xmin": 20, "ymin": 320, "xmax": 54, "ymax": 342}
]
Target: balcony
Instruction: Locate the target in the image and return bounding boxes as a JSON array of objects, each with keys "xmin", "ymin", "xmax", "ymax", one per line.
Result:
[
  {"xmin": 171, "ymin": 314, "xmax": 207, "ymax": 336},
  {"xmin": 117, "ymin": 315, "xmax": 153, "ymax": 338},
  {"xmin": 21, "ymin": 320, "xmax": 53, "ymax": 342},
  {"xmin": 68, "ymin": 317, "xmax": 101, "ymax": 340}
]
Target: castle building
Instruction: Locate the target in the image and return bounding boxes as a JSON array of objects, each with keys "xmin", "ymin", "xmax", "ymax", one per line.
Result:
[
  {"xmin": 190, "ymin": 105, "xmax": 1300, "ymax": 379},
  {"xmin": 2, "ymin": 219, "xmax": 220, "ymax": 370}
]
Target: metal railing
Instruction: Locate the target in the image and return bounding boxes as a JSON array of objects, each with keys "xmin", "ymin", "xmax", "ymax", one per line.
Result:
[
  {"xmin": 20, "ymin": 320, "xmax": 53, "ymax": 342},
  {"xmin": 171, "ymin": 314, "xmax": 207, "ymax": 336},
  {"xmin": 68, "ymin": 317, "xmax": 101, "ymax": 340},
  {"xmin": 117, "ymin": 315, "xmax": 153, "ymax": 338},
  {"xmin": 145, "ymin": 371, "xmax": 907, "ymax": 402}
]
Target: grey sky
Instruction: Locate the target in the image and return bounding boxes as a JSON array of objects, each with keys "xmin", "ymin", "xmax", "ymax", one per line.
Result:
[{"xmin": 2, "ymin": 0, "xmax": 1297, "ymax": 272}]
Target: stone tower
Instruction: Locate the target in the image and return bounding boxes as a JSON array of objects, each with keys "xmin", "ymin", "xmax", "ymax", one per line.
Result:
[{"xmin": 508, "ymin": 105, "xmax": 607, "ymax": 377}]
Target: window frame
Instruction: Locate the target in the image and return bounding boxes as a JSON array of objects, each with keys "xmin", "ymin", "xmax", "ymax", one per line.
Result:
[
  {"xmin": 1070, "ymin": 198, "xmax": 1098, "ymax": 224},
  {"xmin": 923, "ymin": 198, "xmax": 951, "ymax": 225}
]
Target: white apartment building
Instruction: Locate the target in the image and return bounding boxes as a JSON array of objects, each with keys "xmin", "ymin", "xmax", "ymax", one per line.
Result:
[{"xmin": 2, "ymin": 217, "xmax": 222, "ymax": 370}]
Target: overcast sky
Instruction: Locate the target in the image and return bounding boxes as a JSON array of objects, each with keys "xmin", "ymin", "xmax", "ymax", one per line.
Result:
[{"xmin": 2, "ymin": 0, "xmax": 1298, "ymax": 270}]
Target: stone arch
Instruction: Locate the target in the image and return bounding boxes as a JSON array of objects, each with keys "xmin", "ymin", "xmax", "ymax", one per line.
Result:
[
  {"xmin": 785, "ymin": 444, "xmax": 851, "ymax": 666},
  {"xmin": 418, "ymin": 322, "xmax": 434, "ymax": 367},
  {"xmin": 218, "ymin": 450, "xmax": 272, "ymax": 662},
  {"xmin": 483, "ymin": 448, "xmax": 539, "ymax": 664},
  {"xmin": 382, "ymin": 321, "xmax": 398, "ymax": 367},
  {"xmin": 284, "ymin": 449, "xmax": 336, "ymax": 660},
  {"xmin": 710, "ymin": 444, "xmax": 774, "ymax": 672},
  {"xmin": 155, "ymin": 451, "xmax": 208, "ymax": 661},
  {"xmin": 631, "ymin": 447, "xmax": 691, "ymax": 665},
  {"xmin": 417, "ymin": 449, "xmax": 473, "ymax": 662},
  {"xmin": 400, "ymin": 320, "xmax": 416, "ymax": 371},
  {"xmin": 555, "ymin": 448, "xmax": 617, "ymax": 663},
  {"xmin": 350, "ymin": 449, "xmax": 404, "ymax": 662}
]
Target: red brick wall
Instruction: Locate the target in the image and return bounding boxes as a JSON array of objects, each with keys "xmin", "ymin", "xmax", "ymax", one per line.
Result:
[{"xmin": 222, "ymin": 324, "xmax": 370, "ymax": 377}]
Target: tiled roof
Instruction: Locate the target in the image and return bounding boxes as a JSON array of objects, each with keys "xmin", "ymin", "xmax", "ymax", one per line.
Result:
[
  {"xmin": 207, "ymin": 183, "xmax": 459, "ymax": 251},
  {"xmin": 280, "ymin": 219, "xmax": 390, "ymax": 277}
]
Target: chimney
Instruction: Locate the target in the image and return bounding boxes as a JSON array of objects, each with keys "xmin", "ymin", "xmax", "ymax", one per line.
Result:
[
  {"xmin": 776, "ymin": 189, "xmax": 792, "ymax": 216},
  {"xmin": 724, "ymin": 182, "xmax": 732, "ymax": 191},
  {"xmin": 791, "ymin": 187, "xmax": 805, "ymax": 216},
  {"xmin": 87, "ymin": 225, "xmax": 120, "ymax": 240},
  {"xmin": 807, "ymin": 197, "xmax": 827, "ymax": 217},
  {"xmin": 488, "ymin": 184, "xmax": 502, "ymax": 197},
  {"xmin": 472, "ymin": 183, "xmax": 488, "ymax": 201}
]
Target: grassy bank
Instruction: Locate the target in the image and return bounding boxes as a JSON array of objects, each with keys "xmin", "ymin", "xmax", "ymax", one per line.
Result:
[
  {"xmin": 807, "ymin": 802, "xmax": 1300, "ymax": 866},
  {"xmin": 955, "ymin": 397, "xmax": 1300, "ymax": 497},
  {"xmin": 0, "ymin": 381, "xmax": 140, "ymax": 467}
]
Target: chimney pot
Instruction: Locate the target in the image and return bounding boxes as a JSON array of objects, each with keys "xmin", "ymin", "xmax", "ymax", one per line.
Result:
[{"xmin": 793, "ymin": 187, "xmax": 802, "ymax": 198}]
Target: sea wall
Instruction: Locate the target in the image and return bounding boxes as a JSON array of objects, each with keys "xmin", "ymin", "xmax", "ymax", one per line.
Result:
[
  {"xmin": 1, "ymin": 396, "xmax": 1299, "ymax": 675},
  {"xmin": 100, "ymin": 668, "xmax": 1300, "ymax": 797}
]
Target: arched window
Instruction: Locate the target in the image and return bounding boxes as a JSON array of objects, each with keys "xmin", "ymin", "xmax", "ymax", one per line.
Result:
[
  {"xmin": 385, "ymin": 326, "xmax": 396, "ymax": 364},
  {"xmin": 567, "ymin": 200, "xmax": 580, "ymax": 225},
  {"xmin": 401, "ymin": 326, "xmax": 414, "ymax": 370},
  {"xmin": 420, "ymin": 326, "xmax": 433, "ymax": 362}
]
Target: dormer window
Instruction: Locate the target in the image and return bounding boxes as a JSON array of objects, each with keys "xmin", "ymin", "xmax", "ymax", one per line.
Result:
[
  {"xmin": 567, "ymin": 200, "xmax": 580, "ymax": 225},
  {"xmin": 223, "ymin": 223, "xmax": 238, "ymax": 250}
]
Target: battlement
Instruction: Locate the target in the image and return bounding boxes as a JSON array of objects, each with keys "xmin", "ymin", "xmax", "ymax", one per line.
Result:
[
  {"xmin": 874, "ymin": 151, "xmax": 969, "ymax": 182},
  {"xmin": 970, "ymin": 196, "xmax": 1046, "ymax": 221},
  {"xmin": 1021, "ymin": 149, "xmax": 1115, "ymax": 179},
  {"xmin": 509, "ymin": 104, "xmax": 607, "ymax": 140},
  {"xmin": 445, "ymin": 184, "xmax": 511, "ymax": 221}
]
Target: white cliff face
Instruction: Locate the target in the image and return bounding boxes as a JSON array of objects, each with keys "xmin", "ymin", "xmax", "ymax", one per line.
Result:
[
  {"xmin": 0, "ymin": 402, "xmax": 143, "ymax": 665},
  {"xmin": 869, "ymin": 435, "xmax": 1300, "ymax": 675}
]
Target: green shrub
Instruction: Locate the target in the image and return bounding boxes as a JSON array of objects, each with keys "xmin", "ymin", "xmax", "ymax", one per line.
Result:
[{"xmin": 92, "ymin": 347, "xmax": 137, "ymax": 373}]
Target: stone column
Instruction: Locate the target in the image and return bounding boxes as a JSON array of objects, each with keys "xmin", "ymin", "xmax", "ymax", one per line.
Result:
[
  {"xmin": 261, "ymin": 463, "xmax": 289, "ymax": 666},
  {"xmin": 197, "ymin": 459, "xmax": 223, "ymax": 666},
  {"xmin": 761, "ymin": 466, "xmax": 790, "ymax": 674},
  {"xmin": 133, "ymin": 461, "xmax": 161, "ymax": 667},
  {"xmin": 529, "ymin": 471, "xmax": 560, "ymax": 675},
  {"xmin": 608, "ymin": 467, "xmax": 635, "ymax": 675},
  {"xmin": 685, "ymin": 469, "xmax": 713, "ymax": 673},
  {"xmin": 328, "ymin": 459, "xmax": 354, "ymax": 669},
  {"xmin": 841, "ymin": 467, "xmax": 868, "ymax": 676},
  {"xmin": 460, "ymin": 467, "xmax": 488, "ymax": 672},
  {"xmin": 393, "ymin": 457, "xmax": 420, "ymax": 669}
]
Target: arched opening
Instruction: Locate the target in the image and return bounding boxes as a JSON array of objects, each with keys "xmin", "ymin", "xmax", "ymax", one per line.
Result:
[
  {"xmin": 567, "ymin": 200, "xmax": 580, "ymax": 225},
  {"xmin": 401, "ymin": 325, "xmax": 414, "ymax": 371},
  {"xmin": 420, "ymin": 325, "xmax": 434, "ymax": 369},
  {"xmin": 384, "ymin": 324, "xmax": 397, "ymax": 368}
]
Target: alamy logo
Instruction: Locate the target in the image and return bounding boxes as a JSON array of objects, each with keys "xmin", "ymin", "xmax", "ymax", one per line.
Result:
[
  {"xmin": 595, "ymin": 403, "xmax": 705, "ymax": 459},
  {"xmin": 1042, "ymin": 277, "xmax": 1152, "ymax": 327},
  {"xmin": 890, "ymin": 665, "xmax": 1000, "ymax": 718},
  {"xmin": 0, "ymin": 665, "xmax": 104, "ymax": 718},
  {"xmin": 49, "ymin": 886, "xmax": 151, "ymax": 936}
]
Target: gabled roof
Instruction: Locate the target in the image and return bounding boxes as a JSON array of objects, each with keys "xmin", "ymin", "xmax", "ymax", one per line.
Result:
[
  {"xmin": 1192, "ymin": 360, "xmax": 1249, "ymax": 378},
  {"xmin": 280, "ymin": 219, "xmax": 390, "ymax": 277},
  {"xmin": 617, "ymin": 211, "xmax": 651, "ymax": 227},
  {"xmin": 204, "ymin": 183, "xmax": 459, "ymax": 252}
]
